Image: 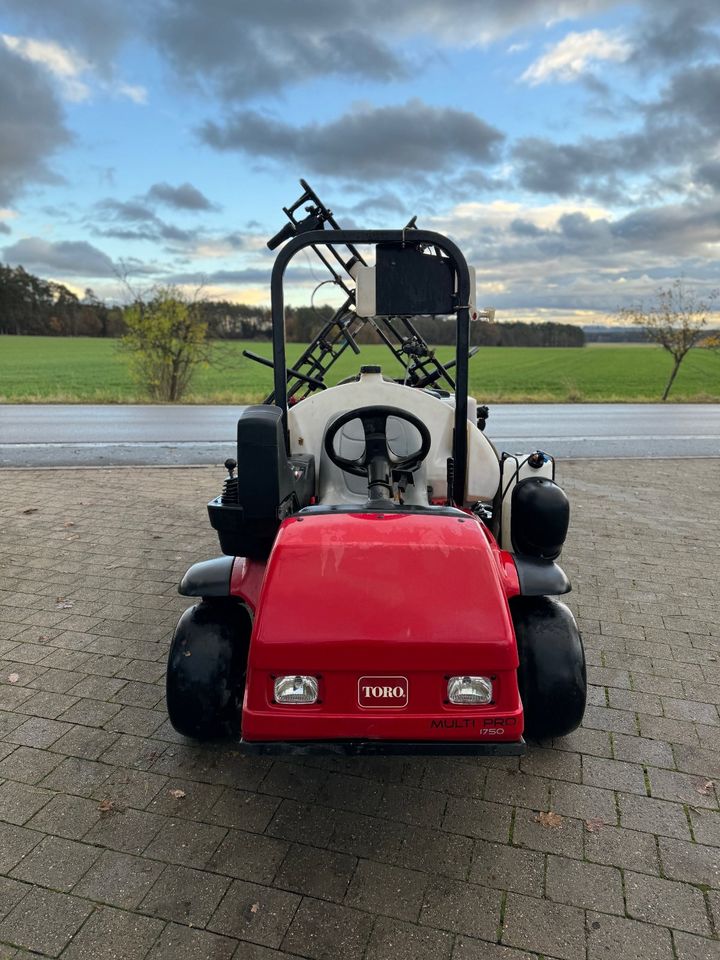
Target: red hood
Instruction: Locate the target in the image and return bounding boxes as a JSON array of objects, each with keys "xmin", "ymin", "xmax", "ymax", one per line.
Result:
[{"xmin": 249, "ymin": 511, "xmax": 518, "ymax": 673}]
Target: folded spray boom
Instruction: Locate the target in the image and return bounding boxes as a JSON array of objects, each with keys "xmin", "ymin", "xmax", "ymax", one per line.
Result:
[{"xmin": 243, "ymin": 179, "xmax": 461, "ymax": 403}]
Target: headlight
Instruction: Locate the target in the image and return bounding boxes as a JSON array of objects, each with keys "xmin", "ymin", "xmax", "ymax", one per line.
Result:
[
  {"xmin": 447, "ymin": 676, "xmax": 493, "ymax": 705},
  {"xmin": 274, "ymin": 675, "xmax": 318, "ymax": 704}
]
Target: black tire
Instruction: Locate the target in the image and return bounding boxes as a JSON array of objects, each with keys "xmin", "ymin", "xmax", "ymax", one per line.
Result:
[
  {"xmin": 166, "ymin": 599, "xmax": 251, "ymax": 740},
  {"xmin": 511, "ymin": 596, "xmax": 586, "ymax": 741}
]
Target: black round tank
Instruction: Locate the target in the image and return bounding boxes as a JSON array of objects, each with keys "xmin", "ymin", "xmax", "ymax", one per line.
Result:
[{"xmin": 511, "ymin": 477, "xmax": 570, "ymax": 560}]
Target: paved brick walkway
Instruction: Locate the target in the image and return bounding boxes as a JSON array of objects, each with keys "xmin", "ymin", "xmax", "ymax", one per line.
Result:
[{"xmin": 0, "ymin": 460, "xmax": 718, "ymax": 960}]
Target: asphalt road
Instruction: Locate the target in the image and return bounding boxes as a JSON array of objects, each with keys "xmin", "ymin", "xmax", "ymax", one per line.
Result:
[{"xmin": 1, "ymin": 403, "xmax": 719, "ymax": 466}]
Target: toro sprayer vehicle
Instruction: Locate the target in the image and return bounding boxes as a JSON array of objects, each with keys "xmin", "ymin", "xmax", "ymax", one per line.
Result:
[{"xmin": 166, "ymin": 180, "xmax": 586, "ymax": 754}]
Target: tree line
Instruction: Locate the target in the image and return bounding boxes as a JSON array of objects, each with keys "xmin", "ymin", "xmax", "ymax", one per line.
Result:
[
  {"xmin": 5, "ymin": 266, "xmax": 713, "ymax": 402},
  {"xmin": 412, "ymin": 316, "xmax": 585, "ymax": 347},
  {"xmin": 0, "ymin": 264, "xmax": 585, "ymax": 347},
  {"xmin": 0, "ymin": 265, "xmax": 125, "ymax": 337}
]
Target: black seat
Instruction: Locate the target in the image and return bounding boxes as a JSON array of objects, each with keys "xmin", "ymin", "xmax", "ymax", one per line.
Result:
[{"xmin": 208, "ymin": 405, "xmax": 314, "ymax": 558}]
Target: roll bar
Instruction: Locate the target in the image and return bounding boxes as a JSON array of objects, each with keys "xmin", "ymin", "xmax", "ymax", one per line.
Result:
[{"xmin": 270, "ymin": 229, "xmax": 472, "ymax": 505}]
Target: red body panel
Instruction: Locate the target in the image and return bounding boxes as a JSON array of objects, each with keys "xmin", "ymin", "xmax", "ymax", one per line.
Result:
[{"xmin": 241, "ymin": 512, "xmax": 523, "ymax": 743}]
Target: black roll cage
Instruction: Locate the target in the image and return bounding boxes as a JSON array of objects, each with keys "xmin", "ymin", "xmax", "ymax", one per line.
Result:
[{"xmin": 269, "ymin": 229, "xmax": 472, "ymax": 505}]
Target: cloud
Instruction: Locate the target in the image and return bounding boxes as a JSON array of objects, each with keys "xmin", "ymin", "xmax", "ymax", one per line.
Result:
[
  {"xmin": 167, "ymin": 268, "xmax": 273, "ymax": 285},
  {"xmin": 0, "ymin": 0, "xmax": 696, "ymax": 109},
  {"xmin": 513, "ymin": 62, "xmax": 720, "ymax": 200},
  {"xmin": 25, "ymin": 194, "xmax": 720, "ymax": 318},
  {"xmin": 92, "ymin": 197, "xmax": 196, "ymax": 244},
  {"xmin": 220, "ymin": 232, "xmax": 253, "ymax": 250},
  {"xmin": 510, "ymin": 218, "xmax": 547, "ymax": 237},
  {"xmin": 609, "ymin": 201, "xmax": 720, "ymax": 254},
  {"xmin": 0, "ymin": 0, "xmax": 132, "ymax": 64},
  {"xmin": 199, "ymin": 100, "xmax": 504, "ymax": 179},
  {"xmin": 89, "ymin": 192, "xmax": 259, "ymax": 254},
  {"xmin": 93, "ymin": 226, "xmax": 157, "ymax": 242},
  {"xmin": 0, "ymin": 44, "xmax": 71, "ymax": 205},
  {"xmin": 427, "ymin": 196, "xmax": 720, "ymax": 314},
  {"xmin": 1, "ymin": 0, "xmax": 620, "ymax": 78},
  {"xmin": 116, "ymin": 83, "xmax": 147, "ymax": 104},
  {"xmin": 146, "ymin": 181, "xmax": 216, "ymax": 211},
  {"xmin": 156, "ymin": 223, "xmax": 194, "ymax": 243},
  {"xmin": 632, "ymin": 2, "xmax": 720, "ymax": 66},
  {"xmin": 649, "ymin": 63, "xmax": 720, "ymax": 133},
  {"xmin": 1, "ymin": 32, "xmax": 146, "ymax": 103},
  {"xmin": 695, "ymin": 160, "xmax": 720, "ymax": 191},
  {"xmin": 1, "ymin": 33, "xmax": 91, "ymax": 101},
  {"xmin": 156, "ymin": 5, "xmax": 406, "ymax": 101},
  {"xmin": 166, "ymin": 265, "xmax": 321, "ymax": 286},
  {"xmin": 3, "ymin": 237, "xmax": 116, "ymax": 276},
  {"xmin": 0, "ymin": 222, "xmax": 10, "ymax": 235},
  {"xmin": 181, "ymin": 230, "xmax": 270, "ymax": 260},
  {"xmin": 96, "ymin": 198, "xmax": 157, "ymax": 222},
  {"xmin": 521, "ymin": 29, "xmax": 631, "ymax": 85},
  {"xmin": 513, "ymin": 136, "xmax": 628, "ymax": 199},
  {"xmin": 2, "ymin": 0, "xmax": 719, "ymax": 321},
  {"xmin": 337, "ymin": 192, "xmax": 409, "ymax": 218},
  {"xmin": 145, "ymin": 0, "xmax": 625, "ymax": 101},
  {"xmin": 95, "ymin": 223, "xmax": 194, "ymax": 244}
]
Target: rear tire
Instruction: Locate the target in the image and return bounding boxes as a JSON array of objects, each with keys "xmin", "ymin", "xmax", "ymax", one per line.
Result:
[
  {"xmin": 166, "ymin": 599, "xmax": 251, "ymax": 740},
  {"xmin": 511, "ymin": 596, "xmax": 586, "ymax": 740}
]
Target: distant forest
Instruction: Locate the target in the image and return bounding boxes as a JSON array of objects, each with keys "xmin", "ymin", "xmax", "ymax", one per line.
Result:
[{"xmin": 0, "ymin": 263, "xmax": 585, "ymax": 347}]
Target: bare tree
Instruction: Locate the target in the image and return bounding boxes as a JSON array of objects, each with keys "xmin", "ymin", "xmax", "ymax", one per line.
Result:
[{"xmin": 620, "ymin": 280, "xmax": 718, "ymax": 400}]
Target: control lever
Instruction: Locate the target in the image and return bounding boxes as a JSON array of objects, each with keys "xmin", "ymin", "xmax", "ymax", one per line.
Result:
[{"xmin": 221, "ymin": 458, "xmax": 239, "ymax": 504}]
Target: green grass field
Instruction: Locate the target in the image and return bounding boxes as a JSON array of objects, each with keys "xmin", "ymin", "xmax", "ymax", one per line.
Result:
[{"xmin": 0, "ymin": 335, "xmax": 718, "ymax": 402}]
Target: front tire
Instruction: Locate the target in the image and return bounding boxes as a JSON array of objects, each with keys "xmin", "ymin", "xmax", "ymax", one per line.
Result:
[
  {"xmin": 511, "ymin": 596, "xmax": 586, "ymax": 740},
  {"xmin": 166, "ymin": 599, "xmax": 251, "ymax": 740}
]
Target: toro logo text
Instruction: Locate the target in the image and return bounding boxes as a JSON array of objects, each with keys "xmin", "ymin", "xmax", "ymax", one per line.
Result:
[{"xmin": 358, "ymin": 676, "xmax": 408, "ymax": 708}]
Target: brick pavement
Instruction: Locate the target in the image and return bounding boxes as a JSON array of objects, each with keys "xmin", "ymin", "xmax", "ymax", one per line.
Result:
[{"xmin": 0, "ymin": 459, "xmax": 718, "ymax": 960}]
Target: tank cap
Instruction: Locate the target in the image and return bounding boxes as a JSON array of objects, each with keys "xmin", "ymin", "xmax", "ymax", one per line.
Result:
[
  {"xmin": 360, "ymin": 365, "xmax": 382, "ymax": 374},
  {"xmin": 528, "ymin": 451, "xmax": 546, "ymax": 469}
]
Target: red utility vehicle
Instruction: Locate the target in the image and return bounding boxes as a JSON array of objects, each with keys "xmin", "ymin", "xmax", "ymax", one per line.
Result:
[{"xmin": 166, "ymin": 181, "xmax": 586, "ymax": 755}]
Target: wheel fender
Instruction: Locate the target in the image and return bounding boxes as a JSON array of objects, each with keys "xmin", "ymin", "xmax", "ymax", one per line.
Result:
[
  {"xmin": 166, "ymin": 599, "xmax": 250, "ymax": 739},
  {"xmin": 178, "ymin": 556, "xmax": 234, "ymax": 597},
  {"xmin": 511, "ymin": 596, "xmax": 586, "ymax": 740},
  {"xmin": 513, "ymin": 556, "xmax": 571, "ymax": 596}
]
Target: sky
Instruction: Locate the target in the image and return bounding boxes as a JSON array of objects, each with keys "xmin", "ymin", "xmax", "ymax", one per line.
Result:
[{"xmin": 1, "ymin": 0, "xmax": 719, "ymax": 324}]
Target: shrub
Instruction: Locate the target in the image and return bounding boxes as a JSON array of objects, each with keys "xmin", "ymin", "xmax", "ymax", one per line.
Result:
[{"xmin": 120, "ymin": 286, "xmax": 211, "ymax": 401}]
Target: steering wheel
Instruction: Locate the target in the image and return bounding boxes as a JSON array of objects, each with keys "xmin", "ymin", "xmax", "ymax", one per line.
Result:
[{"xmin": 324, "ymin": 405, "xmax": 431, "ymax": 501}]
